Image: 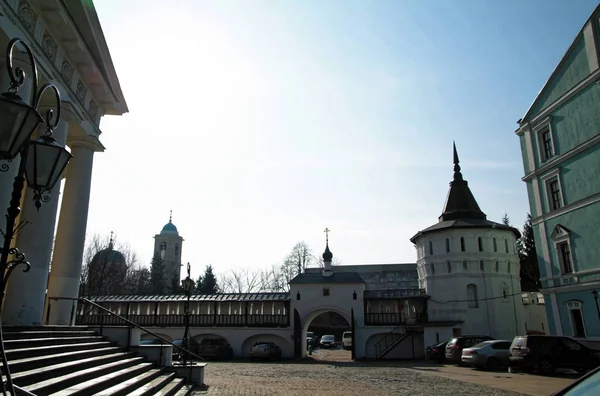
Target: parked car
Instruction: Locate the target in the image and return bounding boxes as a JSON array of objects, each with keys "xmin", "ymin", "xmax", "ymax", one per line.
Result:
[
  {"xmin": 461, "ymin": 340, "xmax": 511, "ymax": 369},
  {"xmin": 139, "ymin": 338, "xmax": 163, "ymax": 345},
  {"xmin": 426, "ymin": 340, "xmax": 448, "ymax": 363},
  {"xmin": 445, "ymin": 335, "xmax": 494, "ymax": 364},
  {"xmin": 509, "ymin": 335, "xmax": 600, "ymax": 375},
  {"xmin": 320, "ymin": 335, "xmax": 336, "ymax": 348},
  {"xmin": 552, "ymin": 364, "xmax": 600, "ymax": 395},
  {"xmin": 172, "ymin": 338, "xmax": 201, "ymax": 362},
  {"xmin": 197, "ymin": 337, "xmax": 234, "ymax": 360},
  {"xmin": 249, "ymin": 342, "xmax": 282, "ymax": 361},
  {"xmin": 342, "ymin": 332, "xmax": 352, "ymax": 350}
]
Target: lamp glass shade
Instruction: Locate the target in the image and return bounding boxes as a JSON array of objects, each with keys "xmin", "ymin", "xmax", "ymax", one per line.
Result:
[
  {"xmin": 25, "ymin": 135, "xmax": 72, "ymax": 192},
  {"xmin": 0, "ymin": 92, "xmax": 43, "ymax": 160},
  {"xmin": 181, "ymin": 277, "xmax": 195, "ymax": 293}
]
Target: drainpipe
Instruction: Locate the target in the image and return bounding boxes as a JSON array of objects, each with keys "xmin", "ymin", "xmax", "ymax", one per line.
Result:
[{"xmin": 510, "ymin": 275, "xmax": 519, "ymax": 335}]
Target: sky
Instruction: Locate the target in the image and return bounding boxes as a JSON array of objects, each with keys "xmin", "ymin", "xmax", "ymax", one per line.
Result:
[{"xmin": 84, "ymin": 0, "xmax": 600, "ymax": 281}]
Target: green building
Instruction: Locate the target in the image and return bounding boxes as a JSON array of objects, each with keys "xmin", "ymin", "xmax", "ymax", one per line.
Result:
[{"xmin": 516, "ymin": 4, "xmax": 600, "ymax": 341}]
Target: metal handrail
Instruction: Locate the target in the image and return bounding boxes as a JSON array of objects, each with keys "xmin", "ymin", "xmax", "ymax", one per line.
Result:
[{"xmin": 47, "ymin": 296, "xmax": 205, "ymax": 362}]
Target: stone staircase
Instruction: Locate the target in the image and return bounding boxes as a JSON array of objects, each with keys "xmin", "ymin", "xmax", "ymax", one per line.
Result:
[{"xmin": 2, "ymin": 326, "xmax": 194, "ymax": 395}]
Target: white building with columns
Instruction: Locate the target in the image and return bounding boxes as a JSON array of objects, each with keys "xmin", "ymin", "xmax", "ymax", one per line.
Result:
[{"xmin": 0, "ymin": 0, "xmax": 127, "ymax": 326}]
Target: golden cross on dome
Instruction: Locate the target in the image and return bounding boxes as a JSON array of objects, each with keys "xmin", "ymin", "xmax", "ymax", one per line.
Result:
[{"xmin": 324, "ymin": 227, "xmax": 330, "ymax": 243}]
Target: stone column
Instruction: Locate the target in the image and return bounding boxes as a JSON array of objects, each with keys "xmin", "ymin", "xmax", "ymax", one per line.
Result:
[
  {"xmin": 46, "ymin": 141, "xmax": 95, "ymax": 325},
  {"xmin": 2, "ymin": 115, "xmax": 68, "ymax": 325}
]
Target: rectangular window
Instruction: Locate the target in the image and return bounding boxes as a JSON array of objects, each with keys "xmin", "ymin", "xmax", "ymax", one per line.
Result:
[
  {"xmin": 571, "ymin": 309, "xmax": 586, "ymax": 338},
  {"xmin": 547, "ymin": 178, "xmax": 562, "ymax": 210},
  {"xmin": 541, "ymin": 129, "xmax": 554, "ymax": 160},
  {"xmin": 323, "ymin": 288, "xmax": 330, "ymax": 296},
  {"xmin": 558, "ymin": 242, "xmax": 573, "ymax": 274}
]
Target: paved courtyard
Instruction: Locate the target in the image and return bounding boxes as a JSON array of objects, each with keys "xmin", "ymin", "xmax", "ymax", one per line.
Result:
[{"xmin": 195, "ymin": 349, "xmax": 578, "ymax": 395}]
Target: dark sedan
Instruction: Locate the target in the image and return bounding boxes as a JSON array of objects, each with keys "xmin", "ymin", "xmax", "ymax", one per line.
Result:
[
  {"xmin": 320, "ymin": 335, "xmax": 336, "ymax": 348},
  {"xmin": 426, "ymin": 340, "xmax": 448, "ymax": 363}
]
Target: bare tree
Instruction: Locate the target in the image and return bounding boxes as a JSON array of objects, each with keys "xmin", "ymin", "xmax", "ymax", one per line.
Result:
[
  {"xmin": 286, "ymin": 241, "xmax": 313, "ymax": 274},
  {"xmin": 219, "ymin": 268, "xmax": 264, "ymax": 293},
  {"xmin": 80, "ymin": 233, "xmax": 140, "ymax": 297},
  {"xmin": 314, "ymin": 256, "xmax": 342, "ymax": 268}
]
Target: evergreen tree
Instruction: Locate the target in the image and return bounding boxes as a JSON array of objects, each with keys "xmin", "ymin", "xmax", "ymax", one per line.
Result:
[
  {"xmin": 199, "ymin": 265, "xmax": 219, "ymax": 294},
  {"xmin": 196, "ymin": 275, "xmax": 203, "ymax": 292},
  {"xmin": 149, "ymin": 253, "xmax": 166, "ymax": 294},
  {"xmin": 502, "ymin": 213, "xmax": 510, "ymax": 226},
  {"xmin": 169, "ymin": 276, "xmax": 181, "ymax": 294},
  {"xmin": 517, "ymin": 213, "xmax": 541, "ymax": 291}
]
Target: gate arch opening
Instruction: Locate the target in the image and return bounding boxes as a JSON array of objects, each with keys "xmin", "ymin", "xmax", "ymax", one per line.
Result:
[{"xmin": 302, "ymin": 308, "xmax": 351, "ymax": 357}]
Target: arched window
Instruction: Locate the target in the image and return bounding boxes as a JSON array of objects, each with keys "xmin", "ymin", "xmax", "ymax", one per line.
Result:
[
  {"xmin": 447, "ymin": 261, "xmax": 452, "ymax": 273},
  {"xmin": 445, "ymin": 238, "xmax": 450, "ymax": 253},
  {"xmin": 175, "ymin": 243, "xmax": 179, "ymax": 256},
  {"xmin": 479, "ymin": 260, "xmax": 484, "ymax": 272},
  {"xmin": 429, "ymin": 240, "xmax": 433, "ymax": 255},
  {"xmin": 507, "ymin": 261, "xmax": 511, "ymax": 273},
  {"xmin": 505, "ymin": 238, "xmax": 509, "ymax": 253},
  {"xmin": 159, "ymin": 242, "xmax": 167, "ymax": 259},
  {"xmin": 495, "ymin": 261, "xmax": 500, "ymax": 272},
  {"xmin": 502, "ymin": 282, "xmax": 509, "ymax": 301},
  {"xmin": 460, "ymin": 237, "xmax": 466, "ymax": 252},
  {"xmin": 431, "ymin": 263, "xmax": 436, "ymax": 275},
  {"xmin": 467, "ymin": 284, "xmax": 478, "ymax": 308},
  {"xmin": 493, "ymin": 237, "xmax": 497, "ymax": 252},
  {"xmin": 462, "ymin": 260, "xmax": 468, "ymax": 271},
  {"xmin": 478, "ymin": 237, "xmax": 483, "ymax": 252}
]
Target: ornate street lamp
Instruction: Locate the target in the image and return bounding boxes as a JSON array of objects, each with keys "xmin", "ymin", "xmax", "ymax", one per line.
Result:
[
  {"xmin": 0, "ymin": 37, "xmax": 72, "ymax": 396},
  {"xmin": 180, "ymin": 262, "xmax": 195, "ymax": 367}
]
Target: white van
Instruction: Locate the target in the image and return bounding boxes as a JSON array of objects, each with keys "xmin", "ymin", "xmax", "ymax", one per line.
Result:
[{"xmin": 342, "ymin": 331, "xmax": 352, "ymax": 350}]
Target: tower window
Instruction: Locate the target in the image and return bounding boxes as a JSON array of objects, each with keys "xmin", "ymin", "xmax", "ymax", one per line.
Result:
[
  {"xmin": 493, "ymin": 237, "xmax": 497, "ymax": 252},
  {"xmin": 445, "ymin": 238, "xmax": 450, "ymax": 253},
  {"xmin": 460, "ymin": 237, "xmax": 465, "ymax": 252},
  {"xmin": 504, "ymin": 238, "xmax": 509, "ymax": 253},
  {"xmin": 462, "ymin": 260, "xmax": 468, "ymax": 271},
  {"xmin": 495, "ymin": 261, "xmax": 500, "ymax": 272},
  {"xmin": 547, "ymin": 178, "xmax": 562, "ymax": 211},
  {"xmin": 429, "ymin": 240, "xmax": 433, "ymax": 255},
  {"xmin": 508, "ymin": 261, "xmax": 511, "ymax": 273},
  {"xmin": 175, "ymin": 244, "xmax": 179, "ymax": 256},
  {"xmin": 479, "ymin": 260, "xmax": 484, "ymax": 271},
  {"xmin": 478, "ymin": 237, "xmax": 483, "ymax": 252},
  {"xmin": 431, "ymin": 263, "xmax": 436, "ymax": 275},
  {"xmin": 467, "ymin": 284, "xmax": 478, "ymax": 308},
  {"xmin": 323, "ymin": 288, "xmax": 330, "ymax": 296},
  {"xmin": 447, "ymin": 261, "xmax": 452, "ymax": 273},
  {"xmin": 559, "ymin": 242, "xmax": 573, "ymax": 274}
]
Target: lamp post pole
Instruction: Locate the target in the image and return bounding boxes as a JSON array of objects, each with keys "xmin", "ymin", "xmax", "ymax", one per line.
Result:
[
  {"xmin": 592, "ymin": 290, "xmax": 600, "ymax": 321},
  {"xmin": 0, "ymin": 38, "xmax": 72, "ymax": 396},
  {"xmin": 180, "ymin": 262, "xmax": 195, "ymax": 368}
]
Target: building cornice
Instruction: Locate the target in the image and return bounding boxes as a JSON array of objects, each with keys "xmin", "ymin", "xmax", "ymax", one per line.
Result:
[
  {"xmin": 522, "ymin": 134, "xmax": 600, "ymax": 182},
  {"xmin": 532, "ymin": 191, "xmax": 600, "ymax": 225}
]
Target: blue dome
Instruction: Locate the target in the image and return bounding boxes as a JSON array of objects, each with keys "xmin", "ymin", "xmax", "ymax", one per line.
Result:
[{"xmin": 161, "ymin": 221, "xmax": 178, "ymax": 233}]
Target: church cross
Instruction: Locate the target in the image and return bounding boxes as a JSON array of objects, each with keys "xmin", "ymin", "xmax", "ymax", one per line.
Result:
[{"xmin": 324, "ymin": 227, "xmax": 330, "ymax": 243}]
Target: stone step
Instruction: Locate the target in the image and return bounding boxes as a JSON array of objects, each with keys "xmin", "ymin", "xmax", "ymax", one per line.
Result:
[
  {"xmin": 12, "ymin": 351, "xmax": 136, "ymax": 387},
  {"xmin": 92, "ymin": 368, "xmax": 163, "ymax": 396},
  {"xmin": 23, "ymin": 356, "xmax": 147, "ymax": 395},
  {"xmin": 7, "ymin": 346, "xmax": 122, "ymax": 373},
  {"xmin": 6, "ymin": 341, "xmax": 113, "ymax": 361},
  {"xmin": 172, "ymin": 384, "xmax": 194, "ymax": 396},
  {"xmin": 4, "ymin": 336, "xmax": 104, "ymax": 349},
  {"xmin": 47, "ymin": 362, "xmax": 155, "ymax": 396},
  {"xmin": 3, "ymin": 330, "xmax": 97, "ymax": 340},
  {"xmin": 153, "ymin": 377, "xmax": 185, "ymax": 396},
  {"xmin": 128, "ymin": 372, "xmax": 177, "ymax": 396}
]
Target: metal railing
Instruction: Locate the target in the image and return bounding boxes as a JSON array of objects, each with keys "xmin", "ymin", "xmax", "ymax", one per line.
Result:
[
  {"xmin": 364, "ymin": 312, "xmax": 428, "ymax": 326},
  {"xmin": 46, "ymin": 297, "xmax": 206, "ymax": 365},
  {"xmin": 373, "ymin": 314, "xmax": 411, "ymax": 359}
]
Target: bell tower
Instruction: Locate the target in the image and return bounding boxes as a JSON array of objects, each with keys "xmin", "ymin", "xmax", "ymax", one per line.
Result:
[{"xmin": 153, "ymin": 210, "xmax": 184, "ymax": 285}]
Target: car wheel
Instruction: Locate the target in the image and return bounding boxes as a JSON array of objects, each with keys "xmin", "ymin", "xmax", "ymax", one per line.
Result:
[
  {"xmin": 487, "ymin": 358, "xmax": 500, "ymax": 370},
  {"xmin": 538, "ymin": 358, "xmax": 555, "ymax": 375}
]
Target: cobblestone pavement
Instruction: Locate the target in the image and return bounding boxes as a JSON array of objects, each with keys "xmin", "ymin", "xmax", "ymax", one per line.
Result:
[{"xmin": 192, "ymin": 349, "xmax": 578, "ymax": 396}]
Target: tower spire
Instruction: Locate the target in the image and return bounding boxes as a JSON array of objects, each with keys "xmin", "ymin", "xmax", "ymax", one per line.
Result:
[
  {"xmin": 453, "ymin": 141, "xmax": 463, "ymax": 181},
  {"xmin": 109, "ymin": 231, "xmax": 114, "ymax": 249},
  {"xmin": 169, "ymin": 209, "xmax": 172, "ymax": 223},
  {"xmin": 322, "ymin": 227, "xmax": 333, "ymax": 273}
]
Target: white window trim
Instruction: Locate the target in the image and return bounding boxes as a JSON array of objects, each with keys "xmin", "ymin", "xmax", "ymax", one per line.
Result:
[
  {"xmin": 565, "ymin": 300, "xmax": 587, "ymax": 338},
  {"xmin": 551, "ymin": 225, "xmax": 576, "ymax": 275},
  {"xmin": 532, "ymin": 115, "xmax": 556, "ymax": 163},
  {"xmin": 541, "ymin": 168, "xmax": 564, "ymax": 212}
]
